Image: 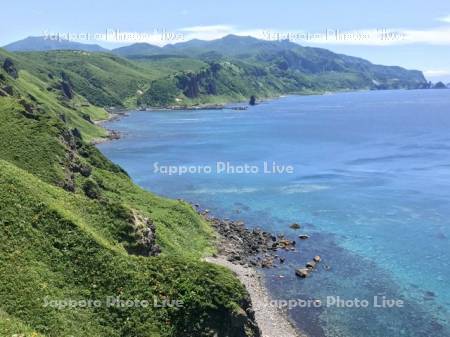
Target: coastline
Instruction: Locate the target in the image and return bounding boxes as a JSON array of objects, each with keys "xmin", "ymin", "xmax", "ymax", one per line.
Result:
[
  {"xmin": 92, "ymin": 93, "xmax": 320, "ymax": 337},
  {"xmin": 90, "ymin": 94, "xmax": 288, "ymax": 144},
  {"xmin": 93, "ymin": 90, "xmax": 450, "ymax": 337},
  {"xmin": 93, "ymin": 106, "xmax": 308, "ymax": 337},
  {"xmin": 196, "ymin": 209, "xmax": 307, "ymax": 337},
  {"xmin": 205, "ymin": 255, "xmax": 303, "ymax": 337}
]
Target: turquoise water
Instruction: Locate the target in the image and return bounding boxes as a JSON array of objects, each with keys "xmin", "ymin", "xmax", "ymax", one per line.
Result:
[{"xmin": 98, "ymin": 90, "xmax": 450, "ymax": 337}]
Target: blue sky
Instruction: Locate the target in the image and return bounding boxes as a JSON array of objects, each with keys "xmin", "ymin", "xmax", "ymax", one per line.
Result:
[{"xmin": 1, "ymin": 0, "xmax": 450, "ymax": 81}]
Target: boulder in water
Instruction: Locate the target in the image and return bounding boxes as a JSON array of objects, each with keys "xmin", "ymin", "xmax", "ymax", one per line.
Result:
[
  {"xmin": 295, "ymin": 268, "xmax": 309, "ymax": 278},
  {"xmin": 306, "ymin": 260, "xmax": 317, "ymax": 269}
]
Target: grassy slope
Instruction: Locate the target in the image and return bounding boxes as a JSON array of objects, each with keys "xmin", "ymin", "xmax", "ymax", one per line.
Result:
[
  {"xmin": 0, "ymin": 50, "xmax": 258, "ymax": 337},
  {"xmin": 1, "ymin": 49, "xmax": 108, "ymax": 142},
  {"xmin": 0, "ymin": 160, "xmax": 249, "ymax": 337}
]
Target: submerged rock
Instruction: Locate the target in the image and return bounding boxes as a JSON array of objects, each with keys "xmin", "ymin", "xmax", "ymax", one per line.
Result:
[{"xmin": 289, "ymin": 223, "xmax": 301, "ymax": 230}]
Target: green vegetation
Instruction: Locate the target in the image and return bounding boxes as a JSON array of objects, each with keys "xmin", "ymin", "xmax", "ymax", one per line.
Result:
[
  {"xmin": 0, "ymin": 34, "xmax": 429, "ymax": 336},
  {"xmin": 4, "ymin": 35, "xmax": 427, "ymax": 109},
  {"xmin": 0, "ymin": 49, "xmax": 259, "ymax": 336}
]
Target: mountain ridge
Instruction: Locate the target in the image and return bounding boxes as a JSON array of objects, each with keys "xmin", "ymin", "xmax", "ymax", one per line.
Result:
[
  {"xmin": 4, "ymin": 34, "xmax": 425, "ymax": 76},
  {"xmin": 4, "ymin": 36, "xmax": 109, "ymax": 52}
]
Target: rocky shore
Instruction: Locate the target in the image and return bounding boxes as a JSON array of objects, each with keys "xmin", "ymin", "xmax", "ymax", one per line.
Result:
[
  {"xmin": 196, "ymin": 206, "xmax": 306, "ymax": 337},
  {"xmin": 205, "ymin": 256, "xmax": 303, "ymax": 337},
  {"xmin": 91, "ymin": 111, "xmax": 128, "ymax": 144},
  {"xmin": 196, "ymin": 206, "xmax": 298, "ymax": 268}
]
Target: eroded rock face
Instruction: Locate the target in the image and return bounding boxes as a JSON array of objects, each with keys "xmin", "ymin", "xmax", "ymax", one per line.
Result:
[{"xmin": 2, "ymin": 58, "xmax": 18, "ymax": 79}]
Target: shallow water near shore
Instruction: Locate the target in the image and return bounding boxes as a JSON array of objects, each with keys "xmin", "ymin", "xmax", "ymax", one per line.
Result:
[{"xmin": 98, "ymin": 90, "xmax": 450, "ymax": 337}]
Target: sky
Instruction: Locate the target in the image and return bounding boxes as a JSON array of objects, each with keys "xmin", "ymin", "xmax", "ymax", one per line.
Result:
[{"xmin": 1, "ymin": 0, "xmax": 450, "ymax": 82}]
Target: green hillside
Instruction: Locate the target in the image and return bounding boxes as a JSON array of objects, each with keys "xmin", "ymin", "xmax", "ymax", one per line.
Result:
[
  {"xmin": 4, "ymin": 35, "xmax": 428, "ymax": 109},
  {"xmin": 112, "ymin": 35, "xmax": 427, "ymax": 102},
  {"xmin": 0, "ymin": 33, "xmax": 430, "ymax": 336},
  {"xmin": 0, "ymin": 49, "xmax": 260, "ymax": 337}
]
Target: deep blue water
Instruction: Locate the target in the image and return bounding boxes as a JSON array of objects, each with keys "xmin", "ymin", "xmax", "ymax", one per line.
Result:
[{"xmin": 98, "ymin": 90, "xmax": 450, "ymax": 337}]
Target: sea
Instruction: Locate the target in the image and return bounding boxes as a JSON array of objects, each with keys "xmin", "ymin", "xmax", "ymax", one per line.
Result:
[{"xmin": 98, "ymin": 89, "xmax": 450, "ymax": 337}]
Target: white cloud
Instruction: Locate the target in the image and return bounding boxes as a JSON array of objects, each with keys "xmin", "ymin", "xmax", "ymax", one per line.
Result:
[
  {"xmin": 179, "ymin": 25, "xmax": 234, "ymax": 33},
  {"xmin": 175, "ymin": 25, "xmax": 450, "ymax": 47},
  {"xmin": 423, "ymin": 69, "xmax": 450, "ymax": 78},
  {"xmin": 259, "ymin": 26, "xmax": 450, "ymax": 46},
  {"xmin": 437, "ymin": 15, "xmax": 450, "ymax": 23},
  {"xmin": 62, "ymin": 23, "xmax": 450, "ymax": 46},
  {"xmin": 401, "ymin": 26, "xmax": 450, "ymax": 45},
  {"xmin": 176, "ymin": 25, "xmax": 266, "ymax": 43},
  {"xmin": 178, "ymin": 25, "xmax": 236, "ymax": 41}
]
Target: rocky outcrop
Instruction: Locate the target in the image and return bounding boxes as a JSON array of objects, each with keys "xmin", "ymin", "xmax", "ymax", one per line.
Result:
[
  {"xmin": 82, "ymin": 179, "xmax": 101, "ymax": 199},
  {"xmin": 433, "ymin": 81, "xmax": 448, "ymax": 89},
  {"xmin": 175, "ymin": 62, "xmax": 221, "ymax": 98},
  {"xmin": 60, "ymin": 71, "xmax": 73, "ymax": 99},
  {"xmin": 70, "ymin": 161, "xmax": 92, "ymax": 177},
  {"xmin": 18, "ymin": 99, "xmax": 38, "ymax": 119},
  {"xmin": 2, "ymin": 58, "xmax": 18, "ymax": 79},
  {"xmin": 58, "ymin": 128, "xmax": 89, "ymax": 193},
  {"xmin": 207, "ymin": 300, "xmax": 261, "ymax": 337},
  {"xmin": 124, "ymin": 210, "xmax": 161, "ymax": 257},
  {"xmin": 1, "ymin": 85, "xmax": 14, "ymax": 96},
  {"xmin": 81, "ymin": 113, "xmax": 93, "ymax": 124}
]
